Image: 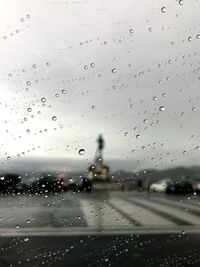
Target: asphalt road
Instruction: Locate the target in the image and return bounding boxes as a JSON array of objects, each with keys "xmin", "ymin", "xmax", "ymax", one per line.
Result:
[{"xmin": 0, "ymin": 191, "xmax": 199, "ymax": 266}]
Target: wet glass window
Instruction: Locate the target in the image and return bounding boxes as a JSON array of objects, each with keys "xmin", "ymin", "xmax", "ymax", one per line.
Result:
[{"xmin": 0, "ymin": 0, "xmax": 200, "ymax": 266}]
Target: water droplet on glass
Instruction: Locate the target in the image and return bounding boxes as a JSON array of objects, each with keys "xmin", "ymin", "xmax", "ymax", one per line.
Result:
[
  {"xmin": 136, "ymin": 134, "xmax": 140, "ymax": 139},
  {"xmin": 20, "ymin": 18, "xmax": 24, "ymax": 22},
  {"xmin": 124, "ymin": 132, "xmax": 128, "ymax": 136},
  {"xmin": 149, "ymin": 27, "xmax": 152, "ymax": 32},
  {"xmin": 26, "ymin": 81, "xmax": 31, "ymax": 86},
  {"xmin": 162, "ymin": 93, "xmax": 166, "ymax": 97},
  {"xmin": 192, "ymin": 107, "xmax": 196, "ymax": 112},
  {"xmin": 188, "ymin": 37, "xmax": 192, "ymax": 42},
  {"xmin": 62, "ymin": 89, "xmax": 66, "ymax": 94},
  {"xmin": 179, "ymin": 0, "xmax": 183, "ymax": 5},
  {"xmin": 84, "ymin": 65, "xmax": 88, "ymax": 70},
  {"xmin": 27, "ymin": 14, "xmax": 31, "ymax": 19},
  {"xmin": 16, "ymin": 225, "xmax": 19, "ymax": 229},
  {"xmin": 90, "ymin": 63, "xmax": 95, "ymax": 68},
  {"xmin": 196, "ymin": 34, "xmax": 200, "ymax": 39},
  {"xmin": 129, "ymin": 29, "xmax": 133, "ymax": 33},
  {"xmin": 153, "ymin": 96, "xmax": 157, "ymax": 101},
  {"xmin": 111, "ymin": 68, "xmax": 117, "ymax": 73},
  {"xmin": 41, "ymin": 98, "xmax": 46, "ymax": 103},
  {"xmin": 46, "ymin": 62, "xmax": 51, "ymax": 66},
  {"xmin": 52, "ymin": 116, "xmax": 57, "ymax": 121},
  {"xmin": 27, "ymin": 108, "xmax": 32, "ymax": 112},
  {"xmin": 26, "ymin": 219, "xmax": 30, "ymax": 224},
  {"xmin": 161, "ymin": 7, "xmax": 167, "ymax": 13},
  {"xmin": 32, "ymin": 64, "xmax": 37, "ymax": 68},
  {"xmin": 91, "ymin": 105, "xmax": 95, "ymax": 109},
  {"xmin": 159, "ymin": 106, "xmax": 165, "ymax": 112},
  {"xmin": 79, "ymin": 149, "xmax": 85, "ymax": 155},
  {"xmin": 24, "ymin": 237, "xmax": 29, "ymax": 242}
]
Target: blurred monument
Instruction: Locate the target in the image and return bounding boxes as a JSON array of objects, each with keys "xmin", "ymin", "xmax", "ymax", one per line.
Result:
[{"xmin": 86, "ymin": 134, "xmax": 110, "ymax": 182}]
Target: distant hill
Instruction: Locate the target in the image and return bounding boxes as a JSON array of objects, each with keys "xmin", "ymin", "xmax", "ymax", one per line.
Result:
[{"xmin": 0, "ymin": 157, "xmax": 200, "ymax": 182}]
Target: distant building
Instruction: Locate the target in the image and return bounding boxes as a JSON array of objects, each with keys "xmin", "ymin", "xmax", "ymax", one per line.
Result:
[{"xmin": 86, "ymin": 135, "xmax": 110, "ymax": 182}]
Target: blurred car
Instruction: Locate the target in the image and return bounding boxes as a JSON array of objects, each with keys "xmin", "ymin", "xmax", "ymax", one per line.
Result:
[
  {"xmin": 166, "ymin": 179, "xmax": 193, "ymax": 194},
  {"xmin": 0, "ymin": 173, "xmax": 20, "ymax": 194},
  {"xmin": 18, "ymin": 175, "xmax": 66, "ymax": 194},
  {"xmin": 149, "ymin": 179, "xmax": 171, "ymax": 193},
  {"xmin": 193, "ymin": 179, "xmax": 200, "ymax": 194},
  {"xmin": 66, "ymin": 176, "xmax": 92, "ymax": 192}
]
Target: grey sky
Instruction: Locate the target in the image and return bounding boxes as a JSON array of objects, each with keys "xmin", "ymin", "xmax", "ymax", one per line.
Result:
[{"xmin": 0, "ymin": 0, "xmax": 200, "ymax": 171}]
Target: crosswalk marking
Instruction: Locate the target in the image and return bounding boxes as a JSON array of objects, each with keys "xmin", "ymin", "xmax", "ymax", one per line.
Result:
[
  {"xmin": 151, "ymin": 196, "xmax": 200, "ymax": 216},
  {"xmin": 129, "ymin": 197, "xmax": 200, "ymax": 225},
  {"xmin": 124, "ymin": 197, "xmax": 191, "ymax": 225},
  {"xmin": 109, "ymin": 198, "xmax": 175, "ymax": 226},
  {"xmin": 80, "ymin": 199, "xmax": 131, "ymax": 228}
]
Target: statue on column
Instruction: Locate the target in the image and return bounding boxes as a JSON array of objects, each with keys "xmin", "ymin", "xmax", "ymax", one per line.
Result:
[{"xmin": 96, "ymin": 134, "xmax": 104, "ymax": 159}]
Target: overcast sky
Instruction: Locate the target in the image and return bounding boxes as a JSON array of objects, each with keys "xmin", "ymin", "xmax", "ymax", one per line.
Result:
[{"xmin": 0, "ymin": 0, "xmax": 200, "ymax": 171}]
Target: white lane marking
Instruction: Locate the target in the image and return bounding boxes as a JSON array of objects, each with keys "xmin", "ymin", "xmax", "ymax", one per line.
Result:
[
  {"xmin": 80, "ymin": 199, "xmax": 131, "ymax": 228},
  {"xmin": 0, "ymin": 226, "xmax": 200, "ymax": 236},
  {"xmin": 130, "ymin": 197, "xmax": 200, "ymax": 225},
  {"xmin": 109, "ymin": 198, "xmax": 175, "ymax": 226},
  {"xmin": 152, "ymin": 197, "xmax": 200, "ymax": 212}
]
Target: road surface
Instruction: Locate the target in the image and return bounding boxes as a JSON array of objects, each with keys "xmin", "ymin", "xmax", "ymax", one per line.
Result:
[
  {"xmin": 0, "ymin": 191, "xmax": 199, "ymax": 267},
  {"xmin": 0, "ymin": 191, "xmax": 199, "ymax": 232}
]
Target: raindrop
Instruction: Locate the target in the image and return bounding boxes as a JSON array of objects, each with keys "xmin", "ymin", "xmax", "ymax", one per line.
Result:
[
  {"xmin": 62, "ymin": 89, "xmax": 66, "ymax": 94},
  {"xmin": 26, "ymin": 219, "xmax": 30, "ymax": 224},
  {"xmin": 26, "ymin": 129, "xmax": 30, "ymax": 133},
  {"xmin": 27, "ymin": 14, "xmax": 31, "ymax": 19},
  {"xmin": 52, "ymin": 116, "xmax": 57, "ymax": 121},
  {"xmin": 20, "ymin": 18, "xmax": 24, "ymax": 22},
  {"xmin": 159, "ymin": 106, "xmax": 165, "ymax": 112},
  {"xmin": 24, "ymin": 238, "xmax": 29, "ymax": 242},
  {"xmin": 161, "ymin": 7, "xmax": 167, "ymax": 13},
  {"xmin": 16, "ymin": 225, "xmax": 20, "ymax": 229},
  {"xmin": 196, "ymin": 34, "xmax": 200, "ymax": 39},
  {"xmin": 41, "ymin": 98, "xmax": 46, "ymax": 103},
  {"xmin": 26, "ymin": 81, "xmax": 31, "ymax": 86},
  {"xmin": 179, "ymin": 0, "xmax": 183, "ymax": 5},
  {"xmin": 136, "ymin": 134, "xmax": 140, "ymax": 139},
  {"xmin": 129, "ymin": 29, "xmax": 133, "ymax": 33},
  {"xmin": 90, "ymin": 63, "xmax": 95, "ymax": 68},
  {"xmin": 91, "ymin": 105, "xmax": 96, "ymax": 109},
  {"xmin": 27, "ymin": 108, "xmax": 32, "ymax": 112},
  {"xmin": 84, "ymin": 65, "xmax": 88, "ymax": 70},
  {"xmin": 148, "ymin": 27, "xmax": 152, "ymax": 32},
  {"xmin": 33, "ymin": 64, "xmax": 37, "ymax": 68},
  {"xmin": 192, "ymin": 107, "xmax": 196, "ymax": 112},
  {"xmin": 153, "ymin": 96, "xmax": 157, "ymax": 101},
  {"xmin": 162, "ymin": 93, "xmax": 166, "ymax": 97},
  {"xmin": 79, "ymin": 149, "xmax": 85, "ymax": 155},
  {"xmin": 188, "ymin": 37, "xmax": 192, "ymax": 42},
  {"xmin": 124, "ymin": 132, "xmax": 128, "ymax": 136},
  {"xmin": 111, "ymin": 68, "xmax": 117, "ymax": 73},
  {"xmin": 46, "ymin": 62, "xmax": 51, "ymax": 66}
]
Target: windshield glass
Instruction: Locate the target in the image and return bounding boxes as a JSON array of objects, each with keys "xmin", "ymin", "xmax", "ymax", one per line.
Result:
[{"xmin": 1, "ymin": 0, "xmax": 200, "ymax": 266}]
